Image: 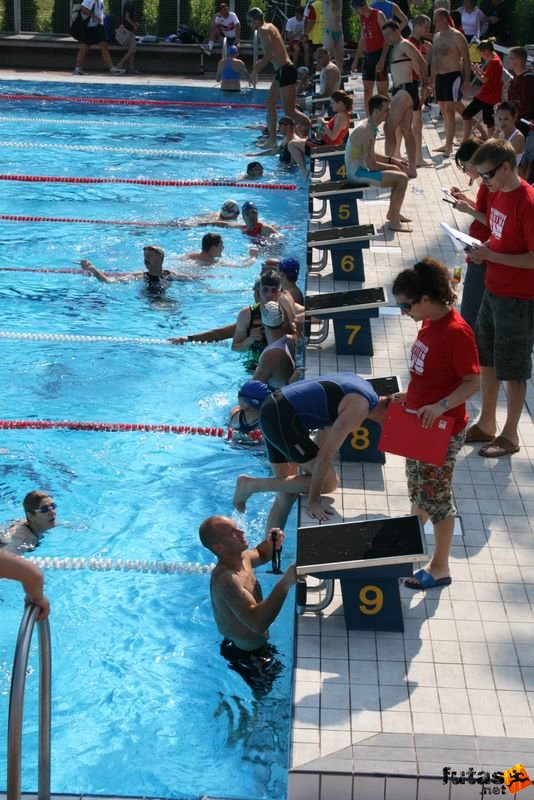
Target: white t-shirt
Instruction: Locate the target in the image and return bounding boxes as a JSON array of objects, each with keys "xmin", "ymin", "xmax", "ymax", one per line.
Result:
[
  {"xmin": 285, "ymin": 16, "xmax": 305, "ymax": 39},
  {"xmin": 81, "ymin": 0, "xmax": 104, "ymax": 27},
  {"xmin": 214, "ymin": 11, "xmax": 239, "ymax": 37}
]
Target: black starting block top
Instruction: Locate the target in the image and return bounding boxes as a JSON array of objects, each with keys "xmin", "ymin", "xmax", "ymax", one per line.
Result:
[
  {"xmin": 309, "ymin": 144, "xmax": 345, "ymax": 160},
  {"xmin": 305, "ymin": 287, "xmax": 388, "ymax": 317},
  {"xmin": 307, "ymin": 223, "xmax": 374, "ymax": 248},
  {"xmin": 296, "ymin": 516, "xmax": 426, "ymax": 575},
  {"xmin": 309, "ymin": 179, "xmax": 369, "ymax": 197},
  {"xmin": 367, "ymin": 375, "xmax": 401, "ymax": 396}
]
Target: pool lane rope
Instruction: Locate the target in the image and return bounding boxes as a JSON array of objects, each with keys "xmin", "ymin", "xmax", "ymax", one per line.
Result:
[
  {"xmin": 27, "ymin": 556, "xmax": 215, "ymax": 574},
  {"xmin": 0, "ymin": 419, "xmax": 263, "ymax": 440},
  {"xmin": 0, "ymin": 331, "xmax": 228, "ymax": 346},
  {"xmin": 0, "ymin": 174, "xmax": 296, "ymax": 191},
  {"xmin": 0, "ymin": 93, "xmax": 268, "ymax": 110},
  {"xmin": 0, "ymin": 141, "xmax": 244, "ymax": 160},
  {"xmin": 0, "ymin": 115, "xmax": 236, "ymax": 130}
]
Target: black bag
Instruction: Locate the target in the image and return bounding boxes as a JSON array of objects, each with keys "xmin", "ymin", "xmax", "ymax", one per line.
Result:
[
  {"xmin": 70, "ymin": 10, "xmax": 89, "ymax": 41},
  {"xmin": 176, "ymin": 24, "xmax": 203, "ymax": 44}
]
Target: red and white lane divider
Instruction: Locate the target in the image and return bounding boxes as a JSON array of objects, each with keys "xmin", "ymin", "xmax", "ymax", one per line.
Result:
[
  {"xmin": 0, "ymin": 419, "xmax": 263, "ymax": 440},
  {"xmin": 0, "ymin": 92, "xmax": 267, "ymax": 110},
  {"xmin": 0, "ymin": 174, "xmax": 296, "ymax": 190},
  {"xmin": 28, "ymin": 556, "xmax": 215, "ymax": 574}
]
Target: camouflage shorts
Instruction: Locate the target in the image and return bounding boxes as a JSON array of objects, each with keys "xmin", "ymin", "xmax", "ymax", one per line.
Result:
[{"xmin": 405, "ymin": 429, "xmax": 466, "ymax": 525}]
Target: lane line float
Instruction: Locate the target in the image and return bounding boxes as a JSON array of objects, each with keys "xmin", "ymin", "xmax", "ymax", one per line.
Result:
[
  {"xmin": 0, "ymin": 93, "xmax": 268, "ymax": 110},
  {"xmin": 0, "ymin": 174, "xmax": 296, "ymax": 190},
  {"xmin": 0, "ymin": 419, "xmax": 262, "ymax": 440},
  {"xmin": 28, "ymin": 556, "xmax": 215, "ymax": 573},
  {"xmin": 0, "ymin": 331, "xmax": 228, "ymax": 346}
]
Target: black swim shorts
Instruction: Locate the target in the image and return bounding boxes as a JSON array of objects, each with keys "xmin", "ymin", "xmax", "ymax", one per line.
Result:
[
  {"xmin": 462, "ymin": 97, "xmax": 495, "ymax": 127},
  {"xmin": 435, "ymin": 71, "xmax": 463, "ymax": 103},
  {"xmin": 275, "ymin": 62, "xmax": 298, "ymax": 88},
  {"xmin": 259, "ymin": 390, "xmax": 319, "ymax": 465},
  {"xmin": 220, "ymin": 638, "xmax": 282, "ymax": 695},
  {"xmin": 392, "ymin": 80, "xmax": 420, "ymax": 111},
  {"xmin": 362, "ymin": 48, "xmax": 387, "ymax": 83}
]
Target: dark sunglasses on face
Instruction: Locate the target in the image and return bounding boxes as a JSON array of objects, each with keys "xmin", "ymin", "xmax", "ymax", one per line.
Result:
[
  {"xmin": 477, "ymin": 162, "xmax": 504, "ymax": 181},
  {"xmin": 397, "ymin": 301, "xmax": 414, "ymax": 312}
]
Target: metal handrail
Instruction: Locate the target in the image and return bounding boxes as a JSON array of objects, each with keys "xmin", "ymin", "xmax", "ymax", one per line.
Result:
[
  {"xmin": 7, "ymin": 603, "xmax": 51, "ymax": 800},
  {"xmin": 222, "ymin": 35, "xmax": 228, "ymax": 60},
  {"xmin": 252, "ymin": 30, "xmax": 258, "ymax": 89}
]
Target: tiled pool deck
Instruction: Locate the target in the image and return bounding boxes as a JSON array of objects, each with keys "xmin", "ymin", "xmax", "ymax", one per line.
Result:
[{"xmin": 290, "ymin": 79, "xmax": 534, "ymax": 800}]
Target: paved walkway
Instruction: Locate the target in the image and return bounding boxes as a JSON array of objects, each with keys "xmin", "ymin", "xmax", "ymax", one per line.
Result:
[{"xmin": 290, "ymin": 80, "xmax": 534, "ymax": 800}]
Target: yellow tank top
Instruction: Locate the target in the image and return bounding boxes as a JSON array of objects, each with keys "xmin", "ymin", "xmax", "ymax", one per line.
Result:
[{"xmin": 308, "ymin": 0, "xmax": 324, "ymax": 45}]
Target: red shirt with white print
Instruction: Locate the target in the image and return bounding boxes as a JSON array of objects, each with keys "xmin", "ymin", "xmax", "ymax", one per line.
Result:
[
  {"xmin": 405, "ymin": 308, "xmax": 480, "ymax": 436},
  {"xmin": 476, "ymin": 54, "xmax": 503, "ymax": 106},
  {"xmin": 485, "ymin": 179, "xmax": 534, "ymax": 299}
]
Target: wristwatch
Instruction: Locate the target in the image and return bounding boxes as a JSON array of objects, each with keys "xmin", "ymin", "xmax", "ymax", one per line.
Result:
[{"xmin": 440, "ymin": 398, "xmax": 449, "ymax": 409}]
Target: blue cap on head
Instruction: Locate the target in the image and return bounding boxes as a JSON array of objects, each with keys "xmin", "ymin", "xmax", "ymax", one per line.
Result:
[
  {"xmin": 241, "ymin": 201, "xmax": 258, "ymax": 215},
  {"xmin": 227, "ymin": 45, "xmax": 239, "ymax": 55},
  {"xmin": 278, "ymin": 257, "xmax": 300, "ymax": 281},
  {"xmin": 238, "ymin": 380, "xmax": 271, "ymax": 409}
]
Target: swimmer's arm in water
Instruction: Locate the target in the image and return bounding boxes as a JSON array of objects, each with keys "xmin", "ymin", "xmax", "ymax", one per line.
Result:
[
  {"xmin": 80, "ymin": 260, "xmax": 141, "ymax": 282},
  {"xmin": 166, "ymin": 270, "xmax": 196, "ymax": 281},
  {"xmin": 0, "ymin": 550, "xmax": 50, "ymax": 620},
  {"xmin": 169, "ymin": 322, "xmax": 236, "ymax": 344},
  {"xmin": 249, "ymin": 528, "xmax": 285, "ymax": 567},
  {"xmin": 244, "ymin": 147, "xmax": 280, "ymax": 157},
  {"xmin": 260, "ymin": 223, "xmax": 278, "ymax": 237}
]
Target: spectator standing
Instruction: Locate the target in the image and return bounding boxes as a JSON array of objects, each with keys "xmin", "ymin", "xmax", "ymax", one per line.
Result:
[
  {"xmin": 303, "ymin": 0, "xmax": 325, "ymax": 51},
  {"xmin": 351, "ymin": 0, "xmax": 389, "ymax": 114},
  {"xmin": 322, "ymin": 0, "xmax": 345, "ymax": 70},
  {"xmin": 484, "ymin": 0, "xmax": 507, "ymax": 43},
  {"xmin": 72, "ymin": 0, "xmax": 126, "ymax": 75},
  {"xmin": 466, "ymin": 139, "xmax": 534, "ymax": 458},
  {"xmin": 507, "ymin": 46, "xmax": 534, "ymax": 137},
  {"xmin": 408, "ymin": 14, "xmax": 433, "ymax": 167},
  {"xmin": 457, "ymin": 0, "xmax": 487, "ymax": 41},
  {"xmin": 116, "ymin": 0, "xmax": 139, "ymax": 73},
  {"xmin": 462, "ymin": 37, "xmax": 503, "ymax": 140}
]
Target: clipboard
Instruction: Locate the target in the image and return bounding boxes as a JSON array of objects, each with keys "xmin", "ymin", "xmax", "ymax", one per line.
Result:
[{"xmin": 378, "ymin": 403, "xmax": 454, "ymax": 466}]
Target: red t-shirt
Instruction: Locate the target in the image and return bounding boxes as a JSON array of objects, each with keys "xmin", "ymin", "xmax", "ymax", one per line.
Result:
[
  {"xmin": 476, "ymin": 55, "xmax": 503, "ymax": 105},
  {"xmin": 408, "ymin": 36, "xmax": 428, "ymax": 82},
  {"xmin": 361, "ymin": 8, "xmax": 384, "ymax": 54},
  {"xmin": 485, "ymin": 180, "xmax": 534, "ymax": 299},
  {"xmin": 470, "ymin": 181, "xmax": 491, "ymax": 243},
  {"xmin": 405, "ymin": 308, "xmax": 480, "ymax": 436}
]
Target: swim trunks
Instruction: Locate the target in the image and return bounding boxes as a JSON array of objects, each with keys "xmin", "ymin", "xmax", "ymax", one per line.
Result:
[
  {"xmin": 362, "ymin": 48, "xmax": 387, "ymax": 83},
  {"xmin": 392, "ymin": 80, "xmax": 420, "ymax": 111},
  {"xmin": 324, "ymin": 28, "xmax": 343, "ymax": 45},
  {"xmin": 275, "ymin": 62, "xmax": 298, "ymax": 88},
  {"xmin": 347, "ymin": 165, "xmax": 383, "ymax": 186},
  {"xmin": 435, "ymin": 71, "xmax": 463, "ymax": 103},
  {"xmin": 220, "ymin": 638, "xmax": 282, "ymax": 695}
]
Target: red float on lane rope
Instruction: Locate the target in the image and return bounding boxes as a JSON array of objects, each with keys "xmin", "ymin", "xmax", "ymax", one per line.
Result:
[
  {"xmin": 0, "ymin": 174, "xmax": 296, "ymax": 191},
  {"xmin": 0, "ymin": 418, "xmax": 263, "ymax": 440}
]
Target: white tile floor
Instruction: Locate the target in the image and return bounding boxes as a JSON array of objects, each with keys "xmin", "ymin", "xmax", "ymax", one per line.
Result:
[{"xmin": 290, "ymin": 77, "xmax": 534, "ymax": 799}]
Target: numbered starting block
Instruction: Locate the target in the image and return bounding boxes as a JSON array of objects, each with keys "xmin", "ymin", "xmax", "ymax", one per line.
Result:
[
  {"xmin": 309, "ymin": 179, "xmax": 369, "ymax": 226},
  {"xmin": 307, "ymin": 223, "xmax": 374, "ymax": 281},
  {"xmin": 305, "ymin": 287, "xmax": 388, "ymax": 356},
  {"xmin": 339, "ymin": 375, "xmax": 400, "ymax": 464},
  {"xmin": 309, "ymin": 143, "xmax": 346, "ymax": 183},
  {"xmin": 296, "ymin": 516, "xmax": 427, "ymax": 632}
]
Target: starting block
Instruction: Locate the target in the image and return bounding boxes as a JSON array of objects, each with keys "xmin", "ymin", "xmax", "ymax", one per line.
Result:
[
  {"xmin": 309, "ymin": 144, "xmax": 346, "ymax": 183},
  {"xmin": 307, "ymin": 223, "xmax": 374, "ymax": 281},
  {"xmin": 339, "ymin": 374, "xmax": 401, "ymax": 464},
  {"xmin": 296, "ymin": 516, "xmax": 427, "ymax": 632},
  {"xmin": 305, "ymin": 287, "xmax": 388, "ymax": 356},
  {"xmin": 309, "ymin": 179, "xmax": 369, "ymax": 226}
]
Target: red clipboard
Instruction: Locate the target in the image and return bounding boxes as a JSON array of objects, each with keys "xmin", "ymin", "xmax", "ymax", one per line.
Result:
[{"xmin": 378, "ymin": 403, "xmax": 454, "ymax": 466}]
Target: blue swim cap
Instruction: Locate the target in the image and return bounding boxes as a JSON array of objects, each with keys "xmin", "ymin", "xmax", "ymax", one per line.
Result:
[
  {"xmin": 241, "ymin": 201, "xmax": 258, "ymax": 215},
  {"xmin": 238, "ymin": 380, "xmax": 271, "ymax": 409},
  {"xmin": 228, "ymin": 45, "xmax": 239, "ymax": 55},
  {"xmin": 278, "ymin": 257, "xmax": 300, "ymax": 281}
]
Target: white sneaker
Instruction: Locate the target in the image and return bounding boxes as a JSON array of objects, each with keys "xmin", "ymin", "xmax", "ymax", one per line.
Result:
[
  {"xmin": 72, "ymin": 67, "xmax": 84, "ymax": 75},
  {"xmin": 110, "ymin": 67, "xmax": 126, "ymax": 75},
  {"xmin": 200, "ymin": 44, "xmax": 211, "ymax": 55}
]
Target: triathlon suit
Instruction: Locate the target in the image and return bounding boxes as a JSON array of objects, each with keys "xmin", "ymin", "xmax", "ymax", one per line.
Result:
[
  {"xmin": 321, "ymin": 113, "xmax": 350, "ymax": 146},
  {"xmin": 275, "ymin": 62, "xmax": 298, "ymax": 88},
  {"xmin": 279, "ymin": 142, "xmax": 292, "ymax": 164},
  {"xmin": 243, "ymin": 303, "xmax": 267, "ymax": 371},
  {"xmin": 220, "ymin": 639, "xmax": 282, "ymax": 696},
  {"xmin": 361, "ymin": 9, "xmax": 386, "ymax": 84},
  {"xmin": 243, "ymin": 222, "xmax": 264, "ymax": 240},
  {"xmin": 435, "ymin": 71, "xmax": 463, "ymax": 103},
  {"xmin": 345, "ymin": 119, "xmax": 383, "ymax": 185},
  {"xmin": 390, "ymin": 51, "xmax": 421, "ymax": 111},
  {"xmin": 220, "ymin": 59, "xmax": 241, "ymax": 80},
  {"xmin": 259, "ymin": 373, "xmax": 379, "ymax": 463},
  {"xmin": 231, "ymin": 409, "xmax": 259, "ymax": 434}
]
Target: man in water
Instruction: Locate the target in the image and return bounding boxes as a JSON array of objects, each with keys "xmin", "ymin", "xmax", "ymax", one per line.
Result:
[
  {"xmin": 81, "ymin": 245, "xmax": 194, "ymax": 282},
  {"xmin": 199, "ymin": 515, "xmax": 296, "ymax": 695},
  {"xmin": 232, "ymin": 372, "xmax": 390, "ymax": 526},
  {"xmin": 1, "ymin": 490, "xmax": 57, "ymax": 553},
  {"xmin": 247, "ymin": 7, "xmax": 310, "ymax": 148}
]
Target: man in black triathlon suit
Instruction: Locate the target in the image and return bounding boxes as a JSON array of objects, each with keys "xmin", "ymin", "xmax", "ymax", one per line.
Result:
[{"xmin": 232, "ymin": 373, "xmax": 390, "ymax": 526}]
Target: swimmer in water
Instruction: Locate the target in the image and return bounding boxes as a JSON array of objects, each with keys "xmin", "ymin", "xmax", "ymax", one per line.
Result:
[
  {"xmin": 182, "ymin": 232, "xmax": 258, "ymax": 267},
  {"xmin": 1, "ymin": 490, "xmax": 57, "ymax": 553},
  {"xmin": 171, "ymin": 200, "xmax": 241, "ymax": 228},
  {"xmin": 81, "ymin": 245, "xmax": 195, "ymax": 282}
]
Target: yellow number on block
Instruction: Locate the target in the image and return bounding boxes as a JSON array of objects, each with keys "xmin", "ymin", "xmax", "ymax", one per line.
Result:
[
  {"xmin": 340, "ymin": 255, "xmax": 354, "ymax": 272},
  {"xmin": 338, "ymin": 203, "xmax": 350, "ymax": 220},
  {"xmin": 359, "ymin": 585, "xmax": 384, "ymax": 615},
  {"xmin": 345, "ymin": 324, "xmax": 362, "ymax": 346},
  {"xmin": 336, "ymin": 164, "xmax": 346, "ymax": 178},
  {"xmin": 350, "ymin": 426, "xmax": 370, "ymax": 450}
]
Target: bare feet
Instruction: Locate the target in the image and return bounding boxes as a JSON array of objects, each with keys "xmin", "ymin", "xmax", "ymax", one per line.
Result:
[
  {"xmin": 232, "ymin": 474, "xmax": 255, "ymax": 512},
  {"xmin": 433, "ymin": 145, "xmax": 446, "ymax": 152},
  {"xmin": 416, "ymin": 160, "xmax": 433, "ymax": 167},
  {"xmin": 387, "ymin": 220, "xmax": 413, "ymax": 233},
  {"xmin": 387, "ymin": 213, "xmax": 412, "ymax": 223}
]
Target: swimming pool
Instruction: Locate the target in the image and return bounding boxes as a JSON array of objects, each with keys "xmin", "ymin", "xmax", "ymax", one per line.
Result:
[{"xmin": 0, "ymin": 80, "xmax": 307, "ymax": 800}]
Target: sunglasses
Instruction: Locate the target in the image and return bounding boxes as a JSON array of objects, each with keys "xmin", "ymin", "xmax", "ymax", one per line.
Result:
[
  {"xmin": 477, "ymin": 162, "xmax": 504, "ymax": 181},
  {"xmin": 36, "ymin": 502, "xmax": 56, "ymax": 514},
  {"xmin": 397, "ymin": 301, "xmax": 415, "ymax": 312}
]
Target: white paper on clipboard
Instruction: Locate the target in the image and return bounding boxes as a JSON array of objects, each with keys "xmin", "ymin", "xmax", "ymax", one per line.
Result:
[{"xmin": 440, "ymin": 222, "xmax": 482, "ymax": 253}]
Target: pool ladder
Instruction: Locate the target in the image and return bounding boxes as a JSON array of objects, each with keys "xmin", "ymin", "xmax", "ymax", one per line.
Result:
[{"xmin": 7, "ymin": 603, "xmax": 52, "ymax": 800}]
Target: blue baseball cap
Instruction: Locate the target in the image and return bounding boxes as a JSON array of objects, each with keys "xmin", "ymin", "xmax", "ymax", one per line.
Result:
[
  {"xmin": 227, "ymin": 45, "xmax": 239, "ymax": 55},
  {"xmin": 238, "ymin": 380, "xmax": 271, "ymax": 409},
  {"xmin": 278, "ymin": 257, "xmax": 300, "ymax": 281}
]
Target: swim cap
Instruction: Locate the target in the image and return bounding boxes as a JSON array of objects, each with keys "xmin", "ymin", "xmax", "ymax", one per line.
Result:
[
  {"xmin": 351, "ymin": 0, "xmax": 367, "ymax": 7},
  {"xmin": 220, "ymin": 200, "xmax": 240, "ymax": 220},
  {"xmin": 261, "ymin": 301, "xmax": 284, "ymax": 328},
  {"xmin": 241, "ymin": 201, "xmax": 258, "ymax": 215},
  {"xmin": 144, "ymin": 245, "xmax": 164, "ymax": 256},
  {"xmin": 238, "ymin": 380, "xmax": 271, "ymax": 409},
  {"xmin": 297, "ymin": 66, "xmax": 309, "ymax": 75},
  {"xmin": 278, "ymin": 257, "xmax": 300, "ymax": 281},
  {"xmin": 247, "ymin": 7, "xmax": 264, "ymax": 20},
  {"xmin": 227, "ymin": 45, "xmax": 239, "ymax": 55}
]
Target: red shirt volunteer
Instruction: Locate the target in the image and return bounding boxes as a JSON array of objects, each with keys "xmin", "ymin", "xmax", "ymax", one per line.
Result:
[
  {"xmin": 476, "ymin": 54, "xmax": 503, "ymax": 106},
  {"xmin": 485, "ymin": 180, "xmax": 534, "ymax": 298},
  {"xmin": 361, "ymin": 8, "xmax": 384, "ymax": 53},
  {"xmin": 405, "ymin": 308, "xmax": 480, "ymax": 435},
  {"xmin": 470, "ymin": 182, "xmax": 491, "ymax": 243}
]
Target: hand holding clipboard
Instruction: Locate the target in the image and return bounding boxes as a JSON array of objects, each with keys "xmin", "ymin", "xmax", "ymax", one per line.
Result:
[{"xmin": 378, "ymin": 402, "xmax": 454, "ymax": 466}]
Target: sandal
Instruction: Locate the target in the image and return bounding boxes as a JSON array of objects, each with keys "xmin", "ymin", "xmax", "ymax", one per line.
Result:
[
  {"xmin": 465, "ymin": 423, "xmax": 495, "ymax": 444},
  {"xmin": 478, "ymin": 436, "xmax": 520, "ymax": 458}
]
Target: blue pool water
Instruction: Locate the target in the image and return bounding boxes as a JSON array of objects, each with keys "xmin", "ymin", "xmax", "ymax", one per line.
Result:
[{"xmin": 0, "ymin": 80, "xmax": 307, "ymax": 800}]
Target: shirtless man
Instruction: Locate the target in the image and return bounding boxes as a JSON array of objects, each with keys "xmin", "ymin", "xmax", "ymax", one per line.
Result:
[
  {"xmin": 82, "ymin": 245, "xmax": 194, "ymax": 282},
  {"xmin": 310, "ymin": 47, "xmax": 341, "ymax": 112},
  {"xmin": 431, "ymin": 8, "xmax": 471, "ymax": 158},
  {"xmin": 199, "ymin": 515, "xmax": 296, "ymax": 695},
  {"xmin": 381, "ymin": 21, "xmax": 429, "ymax": 178},
  {"xmin": 409, "ymin": 14, "xmax": 433, "ymax": 167},
  {"xmin": 345, "ymin": 94, "xmax": 413, "ymax": 232},
  {"xmin": 1, "ymin": 491, "xmax": 57, "ymax": 553},
  {"xmin": 247, "ymin": 7, "xmax": 310, "ymax": 148},
  {"xmin": 322, "ymin": 0, "xmax": 344, "ymax": 70}
]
